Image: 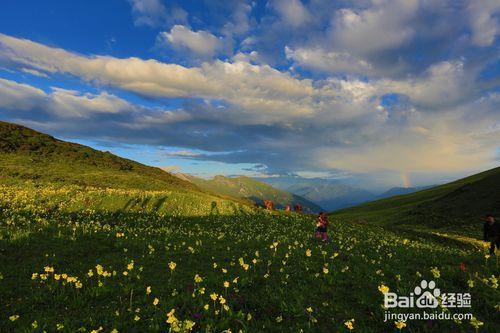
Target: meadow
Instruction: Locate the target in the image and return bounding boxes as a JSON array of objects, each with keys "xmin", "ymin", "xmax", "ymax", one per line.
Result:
[{"xmin": 1, "ymin": 185, "xmax": 498, "ymax": 332}]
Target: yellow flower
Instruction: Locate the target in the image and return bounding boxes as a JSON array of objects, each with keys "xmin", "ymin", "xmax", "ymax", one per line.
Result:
[
  {"xmin": 134, "ymin": 315, "xmax": 140, "ymax": 321},
  {"xmin": 219, "ymin": 296, "xmax": 226, "ymax": 304},
  {"xmin": 467, "ymin": 279, "xmax": 474, "ymax": 288},
  {"xmin": 306, "ymin": 307, "xmax": 313, "ymax": 313},
  {"xmin": 306, "ymin": 249, "xmax": 312, "ymax": 257},
  {"xmin": 194, "ymin": 274, "xmax": 203, "ymax": 283},
  {"xmin": 31, "ymin": 273, "xmax": 38, "ymax": 280},
  {"xmin": 146, "ymin": 286, "xmax": 152, "ymax": 295},
  {"xmin": 210, "ymin": 293, "xmax": 218, "ymax": 301},
  {"xmin": 470, "ymin": 316, "xmax": 484, "ymax": 329},
  {"xmin": 247, "ymin": 313, "xmax": 252, "ymax": 321},
  {"xmin": 122, "ymin": 271, "xmax": 128, "ymax": 276},
  {"xmin": 344, "ymin": 319, "xmax": 355, "ymax": 330},
  {"xmin": 54, "ymin": 274, "xmax": 61, "ymax": 280},
  {"xmin": 32, "ymin": 321, "xmax": 38, "ymax": 328},
  {"xmin": 276, "ymin": 316, "xmax": 283, "ymax": 323},
  {"xmin": 75, "ymin": 281, "xmax": 83, "ymax": 289},
  {"xmin": 153, "ymin": 298, "xmax": 159, "ymax": 306},
  {"xmin": 430, "ymin": 267, "xmax": 441, "ymax": 279},
  {"xmin": 9, "ymin": 315, "xmax": 19, "ymax": 322},
  {"xmin": 323, "ymin": 267, "xmax": 329, "ymax": 274},
  {"xmin": 56, "ymin": 323, "xmax": 64, "ymax": 330},
  {"xmin": 395, "ymin": 321, "xmax": 407, "ymax": 330},
  {"xmin": 378, "ymin": 284, "xmax": 390, "ymax": 294},
  {"xmin": 204, "ymin": 304, "xmax": 209, "ymax": 310},
  {"xmin": 223, "ymin": 281, "xmax": 230, "ymax": 288},
  {"xmin": 127, "ymin": 261, "xmax": 134, "ymax": 271},
  {"xmin": 168, "ymin": 261, "xmax": 177, "ymax": 271},
  {"xmin": 185, "ymin": 320, "xmax": 195, "ymax": 330},
  {"xmin": 111, "ymin": 329, "xmax": 119, "ymax": 333}
]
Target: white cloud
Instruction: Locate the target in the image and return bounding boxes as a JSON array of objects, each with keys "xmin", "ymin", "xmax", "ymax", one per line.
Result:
[
  {"xmin": 285, "ymin": 46, "xmax": 373, "ymax": 75},
  {"xmin": 331, "ymin": 0, "xmax": 419, "ymax": 54},
  {"xmin": 272, "ymin": 0, "xmax": 311, "ymax": 27},
  {"xmin": 128, "ymin": 0, "xmax": 187, "ymax": 27},
  {"xmin": 159, "ymin": 25, "xmax": 224, "ymax": 58},
  {"xmin": 467, "ymin": 0, "xmax": 500, "ymax": 46},
  {"xmin": 0, "ymin": 34, "xmax": 498, "ymax": 176},
  {"xmin": 0, "ymin": 78, "xmax": 46, "ymax": 110}
]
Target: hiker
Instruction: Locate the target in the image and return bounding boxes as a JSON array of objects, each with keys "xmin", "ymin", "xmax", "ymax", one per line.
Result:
[
  {"xmin": 315, "ymin": 212, "xmax": 328, "ymax": 242},
  {"xmin": 264, "ymin": 200, "xmax": 274, "ymax": 210},
  {"xmin": 483, "ymin": 214, "xmax": 500, "ymax": 255},
  {"xmin": 294, "ymin": 203, "xmax": 303, "ymax": 214}
]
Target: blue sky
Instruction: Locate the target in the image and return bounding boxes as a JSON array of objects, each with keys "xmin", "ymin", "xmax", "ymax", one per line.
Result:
[{"xmin": 0, "ymin": 0, "xmax": 499, "ymax": 190}]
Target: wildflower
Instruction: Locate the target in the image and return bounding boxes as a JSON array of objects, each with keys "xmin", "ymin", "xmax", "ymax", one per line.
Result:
[
  {"xmin": 122, "ymin": 271, "xmax": 128, "ymax": 276},
  {"xmin": 467, "ymin": 279, "xmax": 474, "ymax": 288},
  {"xmin": 194, "ymin": 274, "xmax": 203, "ymax": 283},
  {"xmin": 168, "ymin": 261, "xmax": 177, "ymax": 271},
  {"xmin": 306, "ymin": 249, "xmax": 312, "ymax": 257},
  {"xmin": 323, "ymin": 267, "xmax": 329, "ymax": 274},
  {"xmin": 111, "ymin": 330, "xmax": 118, "ymax": 333},
  {"xmin": 146, "ymin": 286, "xmax": 152, "ymax": 295},
  {"xmin": 306, "ymin": 307, "xmax": 313, "ymax": 313},
  {"xmin": 75, "ymin": 281, "xmax": 83, "ymax": 289},
  {"xmin": 134, "ymin": 315, "xmax": 140, "ymax": 321},
  {"xmin": 276, "ymin": 316, "xmax": 283, "ymax": 323},
  {"xmin": 31, "ymin": 273, "xmax": 38, "ymax": 280},
  {"xmin": 127, "ymin": 261, "xmax": 134, "ymax": 271},
  {"xmin": 32, "ymin": 321, "xmax": 38, "ymax": 328},
  {"xmin": 430, "ymin": 267, "xmax": 441, "ymax": 279},
  {"xmin": 9, "ymin": 315, "xmax": 19, "ymax": 322},
  {"xmin": 223, "ymin": 281, "xmax": 230, "ymax": 288},
  {"xmin": 219, "ymin": 296, "xmax": 226, "ymax": 304},
  {"xmin": 57, "ymin": 323, "xmax": 64, "ymax": 330},
  {"xmin": 153, "ymin": 298, "xmax": 159, "ymax": 306},
  {"xmin": 247, "ymin": 313, "xmax": 252, "ymax": 321},
  {"xmin": 87, "ymin": 270, "xmax": 94, "ymax": 277},
  {"xmin": 210, "ymin": 293, "xmax": 218, "ymax": 301},
  {"xmin": 344, "ymin": 319, "xmax": 355, "ymax": 330},
  {"xmin": 395, "ymin": 321, "xmax": 407, "ymax": 330},
  {"xmin": 470, "ymin": 316, "xmax": 483, "ymax": 329},
  {"xmin": 185, "ymin": 320, "xmax": 196, "ymax": 330},
  {"xmin": 378, "ymin": 284, "xmax": 390, "ymax": 294},
  {"xmin": 204, "ymin": 304, "xmax": 209, "ymax": 310}
]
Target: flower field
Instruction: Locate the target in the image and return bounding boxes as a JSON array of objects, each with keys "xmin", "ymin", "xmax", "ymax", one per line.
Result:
[{"xmin": 0, "ymin": 185, "xmax": 498, "ymax": 332}]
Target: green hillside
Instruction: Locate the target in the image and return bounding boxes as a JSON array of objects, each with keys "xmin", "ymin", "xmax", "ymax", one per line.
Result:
[
  {"xmin": 182, "ymin": 174, "xmax": 323, "ymax": 212},
  {"xmin": 330, "ymin": 166, "xmax": 500, "ymax": 237},
  {"xmin": 0, "ymin": 121, "xmax": 250, "ymax": 215}
]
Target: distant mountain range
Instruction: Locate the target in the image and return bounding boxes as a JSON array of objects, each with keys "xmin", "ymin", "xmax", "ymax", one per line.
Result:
[
  {"xmin": 257, "ymin": 177, "xmax": 374, "ymax": 211},
  {"xmin": 177, "ymin": 173, "xmax": 323, "ymax": 213}
]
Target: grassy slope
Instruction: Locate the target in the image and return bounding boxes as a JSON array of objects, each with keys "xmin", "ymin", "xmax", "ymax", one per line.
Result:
[
  {"xmin": 330, "ymin": 167, "xmax": 500, "ymax": 237},
  {"xmin": 185, "ymin": 174, "xmax": 323, "ymax": 212},
  {"xmin": 0, "ymin": 121, "xmax": 250, "ymax": 214}
]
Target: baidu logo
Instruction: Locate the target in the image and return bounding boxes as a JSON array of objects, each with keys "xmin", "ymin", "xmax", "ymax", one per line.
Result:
[{"xmin": 384, "ymin": 280, "xmax": 471, "ymax": 309}]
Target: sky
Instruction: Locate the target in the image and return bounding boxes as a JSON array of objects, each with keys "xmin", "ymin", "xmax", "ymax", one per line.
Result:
[{"xmin": 0, "ymin": 0, "xmax": 499, "ymax": 191}]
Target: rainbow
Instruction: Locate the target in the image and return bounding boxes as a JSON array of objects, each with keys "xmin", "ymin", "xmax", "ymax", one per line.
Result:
[{"xmin": 401, "ymin": 172, "xmax": 411, "ymax": 188}]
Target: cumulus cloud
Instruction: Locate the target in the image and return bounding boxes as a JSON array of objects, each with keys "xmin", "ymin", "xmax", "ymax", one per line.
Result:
[
  {"xmin": 285, "ymin": 46, "xmax": 373, "ymax": 75},
  {"xmin": 0, "ymin": 33, "xmax": 498, "ymax": 179},
  {"xmin": 159, "ymin": 25, "xmax": 224, "ymax": 58},
  {"xmin": 467, "ymin": 0, "xmax": 500, "ymax": 46},
  {"xmin": 331, "ymin": 0, "xmax": 419, "ymax": 54},
  {"xmin": 271, "ymin": 0, "xmax": 311, "ymax": 27},
  {"xmin": 128, "ymin": 0, "xmax": 186, "ymax": 27}
]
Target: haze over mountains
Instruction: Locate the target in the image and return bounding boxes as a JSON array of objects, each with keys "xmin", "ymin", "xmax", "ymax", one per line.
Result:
[
  {"xmin": 256, "ymin": 176, "xmax": 435, "ymax": 211},
  {"xmin": 177, "ymin": 173, "xmax": 322, "ymax": 213}
]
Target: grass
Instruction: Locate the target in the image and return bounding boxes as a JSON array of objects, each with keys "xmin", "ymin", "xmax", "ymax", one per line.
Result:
[
  {"xmin": 1, "ymin": 184, "xmax": 499, "ymax": 332},
  {"xmin": 330, "ymin": 167, "xmax": 500, "ymax": 238}
]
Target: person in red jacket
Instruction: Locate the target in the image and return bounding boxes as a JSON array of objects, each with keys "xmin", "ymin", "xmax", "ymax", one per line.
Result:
[{"xmin": 315, "ymin": 212, "xmax": 328, "ymax": 242}]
